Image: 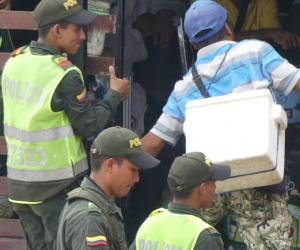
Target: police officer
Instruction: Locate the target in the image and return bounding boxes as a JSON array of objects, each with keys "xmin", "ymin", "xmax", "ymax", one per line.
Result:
[
  {"xmin": 130, "ymin": 152, "xmax": 231, "ymax": 250},
  {"xmin": 57, "ymin": 126, "xmax": 160, "ymax": 250},
  {"xmin": 0, "ymin": 0, "xmax": 130, "ymax": 249}
]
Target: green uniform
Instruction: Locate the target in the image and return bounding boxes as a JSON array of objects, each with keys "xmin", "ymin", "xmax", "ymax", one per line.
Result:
[
  {"xmin": 130, "ymin": 202, "xmax": 223, "ymax": 250},
  {"xmin": 57, "ymin": 176, "xmax": 128, "ymax": 250},
  {"xmin": 0, "ymin": 41, "xmax": 122, "ymax": 250},
  {"xmin": 0, "ymin": 41, "xmax": 121, "ymax": 202}
]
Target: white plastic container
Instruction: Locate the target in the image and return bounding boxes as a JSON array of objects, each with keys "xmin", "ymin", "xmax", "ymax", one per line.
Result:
[
  {"xmin": 184, "ymin": 89, "xmax": 287, "ymax": 193},
  {"xmin": 87, "ymin": 0, "xmax": 110, "ymax": 56}
]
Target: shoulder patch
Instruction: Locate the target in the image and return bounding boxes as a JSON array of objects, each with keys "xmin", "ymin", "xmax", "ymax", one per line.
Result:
[
  {"xmin": 88, "ymin": 201, "xmax": 102, "ymax": 213},
  {"xmin": 11, "ymin": 46, "xmax": 28, "ymax": 57},
  {"xmin": 207, "ymin": 227, "xmax": 220, "ymax": 235},
  {"xmin": 52, "ymin": 55, "xmax": 73, "ymax": 70},
  {"xmin": 86, "ymin": 235, "xmax": 107, "ymax": 247},
  {"xmin": 76, "ymin": 87, "xmax": 87, "ymax": 103}
]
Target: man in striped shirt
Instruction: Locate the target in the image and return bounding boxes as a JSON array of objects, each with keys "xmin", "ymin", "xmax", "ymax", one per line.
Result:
[{"xmin": 141, "ymin": 1, "xmax": 300, "ymax": 249}]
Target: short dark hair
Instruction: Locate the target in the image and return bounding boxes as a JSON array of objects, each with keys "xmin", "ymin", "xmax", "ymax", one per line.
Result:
[
  {"xmin": 90, "ymin": 155, "xmax": 125, "ymax": 172},
  {"xmin": 170, "ymin": 180, "xmax": 211, "ymax": 199},
  {"xmin": 170, "ymin": 186, "xmax": 195, "ymax": 199},
  {"xmin": 38, "ymin": 20, "xmax": 70, "ymax": 38},
  {"xmin": 193, "ymin": 24, "xmax": 226, "ymax": 50}
]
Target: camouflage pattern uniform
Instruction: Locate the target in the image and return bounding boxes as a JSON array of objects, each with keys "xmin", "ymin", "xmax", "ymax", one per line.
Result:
[{"xmin": 200, "ymin": 190, "xmax": 291, "ymax": 250}]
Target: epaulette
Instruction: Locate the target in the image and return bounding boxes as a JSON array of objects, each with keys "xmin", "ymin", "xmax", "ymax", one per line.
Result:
[
  {"xmin": 207, "ymin": 227, "xmax": 220, "ymax": 235},
  {"xmin": 11, "ymin": 46, "xmax": 28, "ymax": 57},
  {"xmin": 51, "ymin": 55, "xmax": 74, "ymax": 70},
  {"xmin": 88, "ymin": 201, "xmax": 102, "ymax": 213}
]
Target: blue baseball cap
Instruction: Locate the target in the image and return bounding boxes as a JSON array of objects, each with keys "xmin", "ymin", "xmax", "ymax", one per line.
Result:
[{"xmin": 184, "ymin": 1, "xmax": 228, "ymax": 43}]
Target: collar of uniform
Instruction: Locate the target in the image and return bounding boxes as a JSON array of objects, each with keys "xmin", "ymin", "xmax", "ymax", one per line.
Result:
[
  {"xmin": 196, "ymin": 40, "xmax": 236, "ymax": 59},
  {"xmin": 82, "ymin": 176, "xmax": 120, "ymax": 215},
  {"xmin": 167, "ymin": 202, "xmax": 207, "ymax": 221},
  {"xmin": 30, "ymin": 40, "xmax": 62, "ymax": 56}
]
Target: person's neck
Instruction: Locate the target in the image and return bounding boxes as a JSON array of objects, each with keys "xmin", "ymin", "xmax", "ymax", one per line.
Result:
[
  {"xmin": 90, "ymin": 171, "xmax": 114, "ymax": 200},
  {"xmin": 173, "ymin": 198, "xmax": 200, "ymax": 211},
  {"xmin": 37, "ymin": 37, "xmax": 63, "ymax": 54}
]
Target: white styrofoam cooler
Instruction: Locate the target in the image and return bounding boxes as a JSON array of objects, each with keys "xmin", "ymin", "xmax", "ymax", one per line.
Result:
[{"xmin": 184, "ymin": 89, "xmax": 287, "ymax": 193}]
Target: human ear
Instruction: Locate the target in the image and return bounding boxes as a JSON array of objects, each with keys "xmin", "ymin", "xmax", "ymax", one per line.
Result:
[
  {"xmin": 105, "ymin": 158, "xmax": 115, "ymax": 173},
  {"xmin": 52, "ymin": 24, "xmax": 62, "ymax": 38},
  {"xmin": 197, "ymin": 183, "xmax": 206, "ymax": 194},
  {"xmin": 224, "ymin": 23, "xmax": 233, "ymax": 40}
]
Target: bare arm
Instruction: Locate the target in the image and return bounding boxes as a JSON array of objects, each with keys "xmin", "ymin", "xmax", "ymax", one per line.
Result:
[
  {"xmin": 141, "ymin": 132, "xmax": 166, "ymax": 157},
  {"xmin": 234, "ymin": 29, "xmax": 300, "ymax": 51}
]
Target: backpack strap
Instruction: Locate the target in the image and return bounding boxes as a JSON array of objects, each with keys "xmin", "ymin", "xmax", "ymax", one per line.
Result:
[
  {"xmin": 67, "ymin": 187, "xmax": 126, "ymax": 250},
  {"xmin": 234, "ymin": 0, "xmax": 251, "ymax": 31},
  {"xmin": 192, "ymin": 65, "xmax": 210, "ymax": 98}
]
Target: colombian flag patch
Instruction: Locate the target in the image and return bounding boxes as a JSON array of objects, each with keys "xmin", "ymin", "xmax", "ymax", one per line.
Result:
[
  {"xmin": 86, "ymin": 235, "xmax": 108, "ymax": 246},
  {"xmin": 54, "ymin": 57, "xmax": 71, "ymax": 68},
  {"xmin": 76, "ymin": 88, "xmax": 87, "ymax": 103},
  {"xmin": 11, "ymin": 46, "xmax": 27, "ymax": 57}
]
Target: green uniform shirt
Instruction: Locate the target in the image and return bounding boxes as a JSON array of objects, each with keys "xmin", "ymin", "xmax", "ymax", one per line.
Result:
[
  {"xmin": 57, "ymin": 176, "xmax": 127, "ymax": 250},
  {"xmin": 0, "ymin": 41, "xmax": 121, "ymax": 201},
  {"xmin": 130, "ymin": 202, "xmax": 223, "ymax": 250}
]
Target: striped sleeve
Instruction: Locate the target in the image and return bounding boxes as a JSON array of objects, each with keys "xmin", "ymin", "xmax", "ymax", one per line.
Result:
[
  {"xmin": 151, "ymin": 112, "xmax": 183, "ymax": 146},
  {"xmin": 259, "ymin": 43, "xmax": 300, "ymax": 94}
]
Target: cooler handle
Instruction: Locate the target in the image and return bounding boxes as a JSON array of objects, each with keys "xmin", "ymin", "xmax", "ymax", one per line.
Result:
[{"xmin": 272, "ymin": 104, "xmax": 287, "ymax": 130}]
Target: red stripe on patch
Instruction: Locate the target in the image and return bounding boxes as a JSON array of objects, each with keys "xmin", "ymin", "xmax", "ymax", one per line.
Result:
[
  {"xmin": 86, "ymin": 240, "xmax": 108, "ymax": 246},
  {"xmin": 58, "ymin": 60, "xmax": 71, "ymax": 68},
  {"xmin": 11, "ymin": 48, "xmax": 22, "ymax": 57},
  {"xmin": 77, "ymin": 88, "xmax": 87, "ymax": 103}
]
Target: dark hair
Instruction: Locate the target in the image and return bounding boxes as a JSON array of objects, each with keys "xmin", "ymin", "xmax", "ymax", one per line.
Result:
[
  {"xmin": 90, "ymin": 155, "xmax": 125, "ymax": 172},
  {"xmin": 193, "ymin": 24, "xmax": 226, "ymax": 50},
  {"xmin": 168, "ymin": 177, "xmax": 196, "ymax": 198},
  {"xmin": 38, "ymin": 20, "xmax": 70, "ymax": 38},
  {"xmin": 170, "ymin": 186, "xmax": 196, "ymax": 199},
  {"xmin": 171, "ymin": 179, "xmax": 213, "ymax": 199}
]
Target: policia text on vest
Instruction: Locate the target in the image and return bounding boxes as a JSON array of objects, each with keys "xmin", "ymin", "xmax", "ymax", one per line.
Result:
[
  {"xmin": 2, "ymin": 48, "xmax": 87, "ymax": 183},
  {"xmin": 138, "ymin": 238, "xmax": 183, "ymax": 250},
  {"xmin": 3, "ymin": 77, "xmax": 46, "ymax": 106}
]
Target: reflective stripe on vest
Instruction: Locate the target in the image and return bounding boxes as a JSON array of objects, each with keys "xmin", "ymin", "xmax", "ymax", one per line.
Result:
[
  {"xmin": 2, "ymin": 48, "xmax": 88, "ymax": 183},
  {"xmin": 4, "ymin": 124, "xmax": 74, "ymax": 142},
  {"xmin": 136, "ymin": 208, "xmax": 221, "ymax": 249},
  {"xmin": 7, "ymin": 157, "xmax": 88, "ymax": 181}
]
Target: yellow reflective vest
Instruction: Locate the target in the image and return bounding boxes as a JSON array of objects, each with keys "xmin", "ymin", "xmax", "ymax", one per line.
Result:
[
  {"xmin": 135, "ymin": 208, "xmax": 220, "ymax": 250},
  {"xmin": 1, "ymin": 47, "xmax": 88, "ymax": 193}
]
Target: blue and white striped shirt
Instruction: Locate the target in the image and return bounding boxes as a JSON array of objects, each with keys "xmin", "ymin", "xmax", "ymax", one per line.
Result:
[{"xmin": 151, "ymin": 39, "xmax": 300, "ymax": 145}]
